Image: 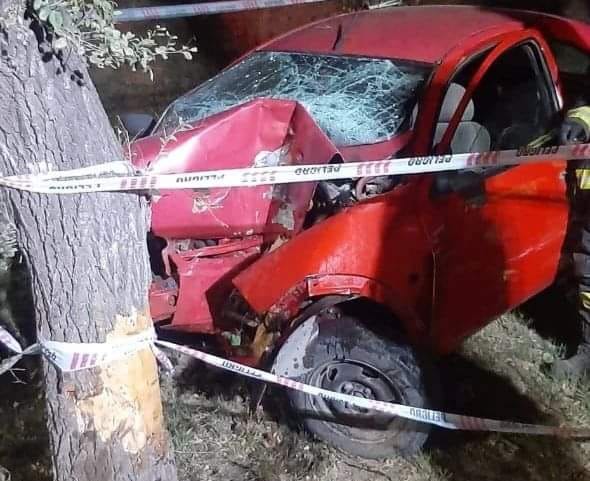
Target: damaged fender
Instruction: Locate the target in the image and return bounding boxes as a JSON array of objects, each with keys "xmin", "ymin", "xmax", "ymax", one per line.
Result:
[{"xmin": 233, "ymin": 182, "xmax": 435, "ymax": 344}]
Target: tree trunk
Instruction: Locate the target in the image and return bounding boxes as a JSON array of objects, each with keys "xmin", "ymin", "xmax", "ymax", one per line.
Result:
[{"xmin": 0, "ymin": 4, "xmax": 177, "ymax": 481}]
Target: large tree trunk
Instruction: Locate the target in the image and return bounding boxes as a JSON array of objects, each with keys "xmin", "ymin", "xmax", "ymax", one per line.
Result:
[{"xmin": 0, "ymin": 4, "xmax": 177, "ymax": 481}]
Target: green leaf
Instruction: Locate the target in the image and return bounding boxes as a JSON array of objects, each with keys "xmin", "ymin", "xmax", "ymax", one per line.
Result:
[
  {"xmin": 542, "ymin": 352, "xmax": 555, "ymax": 364},
  {"xmin": 39, "ymin": 6, "xmax": 50, "ymax": 21},
  {"xmin": 29, "ymin": 4, "xmax": 198, "ymax": 76},
  {"xmin": 62, "ymin": 11, "xmax": 72, "ymax": 28},
  {"xmin": 49, "ymin": 10, "xmax": 63, "ymax": 30}
]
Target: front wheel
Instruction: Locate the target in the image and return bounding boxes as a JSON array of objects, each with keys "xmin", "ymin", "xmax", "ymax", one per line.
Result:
[{"xmin": 272, "ymin": 314, "xmax": 438, "ymax": 458}]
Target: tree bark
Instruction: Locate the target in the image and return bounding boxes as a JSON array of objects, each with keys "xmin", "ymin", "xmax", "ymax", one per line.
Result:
[{"xmin": 0, "ymin": 5, "xmax": 177, "ymax": 481}]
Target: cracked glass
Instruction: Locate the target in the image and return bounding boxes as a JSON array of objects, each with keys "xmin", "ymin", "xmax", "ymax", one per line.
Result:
[{"xmin": 157, "ymin": 52, "xmax": 430, "ymax": 146}]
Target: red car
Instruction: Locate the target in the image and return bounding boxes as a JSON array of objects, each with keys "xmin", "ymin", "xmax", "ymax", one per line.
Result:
[{"xmin": 126, "ymin": 6, "xmax": 590, "ymax": 458}]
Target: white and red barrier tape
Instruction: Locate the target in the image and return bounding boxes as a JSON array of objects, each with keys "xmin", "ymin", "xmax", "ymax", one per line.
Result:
[
  {"xmin": 113, "ymin": 0, "xmax": 330, "ymax": 22},
  {"xmin": 155, "ymin": 340, "xmax": 590, "ymax": 437},
  {"xmin": 2, "ymin": 143, "xmax": 590, "ymax": 437},
  {"xmin": 0, "ymin": 325, "xmax": 156, "ymax": 374},
  {"xmin": 0, "ymin": 143, "xmax": 586, "ymax": 195},
  {"xmin": 1, "ymin": 324, "xmax": 589, "ymax": 437}
]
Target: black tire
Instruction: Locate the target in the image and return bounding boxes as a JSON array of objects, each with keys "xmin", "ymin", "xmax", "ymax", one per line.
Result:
[{"xmin": 272, "ymin": 314, "xmax": 438, "ymax": 459}]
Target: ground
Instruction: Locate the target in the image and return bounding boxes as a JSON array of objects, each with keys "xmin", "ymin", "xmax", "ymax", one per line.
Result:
[
  {"xmin": 2, "ymin": 290, "xmax": 590, "ymax": 481},
  {"xmin": 162, "ymin": 298, "xmax": 590, "ymax": 481}
]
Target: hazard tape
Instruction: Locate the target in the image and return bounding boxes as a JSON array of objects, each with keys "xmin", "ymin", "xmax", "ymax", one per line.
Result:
[
  {"xmin": 113, "ymin": 0, "xmax": 330, "ymax": 22},
  {"xmin": 2, "ymin": 323, "xmax": 590, "ymax": 437},
  {"xmin": 0, "ymin": 325, "xmax": 155, "ymax": 375},
  {"xmin": 154, "ymin": 340, "xmax": 590, "ymax": 437},
  {"xmin": 0, "ymin": 143, "xmax": 588, "ymax": 195},
  {"xmin": 3, "ymin": 161, "xmax": 134, "ymax": 182}
]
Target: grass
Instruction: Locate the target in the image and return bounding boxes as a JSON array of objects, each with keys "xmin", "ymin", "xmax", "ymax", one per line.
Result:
[
  {"xmin": 162, "ymin": 296, "xmax": 590, "ymax": 481},
  {"xmin": 2, "ymin": 290, "xmax": 590, "ymax": 480}
]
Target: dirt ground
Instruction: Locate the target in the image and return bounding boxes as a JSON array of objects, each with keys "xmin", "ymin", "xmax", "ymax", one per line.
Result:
[{"xmin": 2, "ymin": 288, "xmax": 590, "ymax": 481}]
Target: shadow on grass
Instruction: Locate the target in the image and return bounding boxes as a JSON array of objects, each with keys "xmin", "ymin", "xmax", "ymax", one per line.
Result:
[
  {"xmin": 519, "ymin": 283, "xmax": 582, "ymax": 356},
  {"xmin": 428, "ymin": 352, "xmax": 589, "ymax": 481},
  {"xmin": 168, "ymin": 335, "xmax": 590, "ymax": 481},
  {"xmin": 157, "ymin": 328, "xmax": 264, "ymax": 405}
]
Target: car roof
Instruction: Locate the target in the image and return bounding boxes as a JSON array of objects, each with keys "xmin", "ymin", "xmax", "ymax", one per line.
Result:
[{"xmin": 259, "ymin": 5, "xmax": 528, "ymax": 63}]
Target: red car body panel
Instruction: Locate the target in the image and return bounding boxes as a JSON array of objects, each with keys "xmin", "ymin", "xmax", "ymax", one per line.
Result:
[
  {"xmin": 132, "ymin": 6, "xmax": 590, "ymax": 359},
  {"xmin": 257, "ymin": 6, "xmax": 522, "ymax": 63},
  {"xmin": 425, "ymin": 162, "xmax": 568, "ymax": 352},
  {"xmin": 234, "ymin": 10, "xmax": 576, "ymax": 353},
  {"xmin": 234, "ymin": 179, "xmax": 435, "ymax": 342},
  {"xmin": 130, "ymin": 99, "xmax": 336, "ymax": 239},
  {"xmin": 130, "ymin": 99, "xmax": 339, "ymax": 333}
]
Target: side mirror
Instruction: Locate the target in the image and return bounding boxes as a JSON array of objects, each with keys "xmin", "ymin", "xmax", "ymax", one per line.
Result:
[{"xmin": 119, "ymin": 113, "xmax": 156, "ymax": 139}]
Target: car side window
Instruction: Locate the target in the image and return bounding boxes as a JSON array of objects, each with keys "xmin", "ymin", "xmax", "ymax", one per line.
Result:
[
  {"xmin": 549, "ymin": 40, "xmax": 590, "ymax": 108},
  {"xmin": 436, "ymin": 42, "xmax": 557, "ymax": 154}
]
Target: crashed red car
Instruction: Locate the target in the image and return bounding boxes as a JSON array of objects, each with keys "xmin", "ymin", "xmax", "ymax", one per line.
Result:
[{"xmin": 126, "ymin": 6, "xmax": 590, "ymax": 457}]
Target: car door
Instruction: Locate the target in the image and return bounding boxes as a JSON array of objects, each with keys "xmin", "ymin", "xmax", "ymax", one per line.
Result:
[{"xmin": 423, "ymin": 34, "xmax": 570, "ymax": 353}]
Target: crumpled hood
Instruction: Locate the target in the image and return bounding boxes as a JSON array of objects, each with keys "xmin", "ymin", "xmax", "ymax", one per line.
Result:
[
  {"xmin": 126, "ymin": 98, "xmax": 412, "ymax": 240},
  {"xmin": 127, "ymin": 98, "xmax": 340, "ymax": 239},
  {"xmin": 128, "ymin": 98, "xmax": 305, "ymax": 173}
]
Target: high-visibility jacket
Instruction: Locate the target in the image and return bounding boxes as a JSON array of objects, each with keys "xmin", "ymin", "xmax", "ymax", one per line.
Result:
[
  {"xmin": 567, "ymin": 106, "xmax": 590, "ymax": 190},
  {"xmin": 560, "ymin": 106, "xmax": 590, "ymax": 326},
  {"xmin": 527, "ymin": 106, "xmax": 590, "ymax": 190}
]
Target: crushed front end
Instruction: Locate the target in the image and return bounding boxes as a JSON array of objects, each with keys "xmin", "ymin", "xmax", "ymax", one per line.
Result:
[
  {"xmin": 129, "ymin": 99, "xmax": 339, "ymax": 359},
  {"xmin": 128, "ymin": 51, "xmax": 427, "ymax": 362}
]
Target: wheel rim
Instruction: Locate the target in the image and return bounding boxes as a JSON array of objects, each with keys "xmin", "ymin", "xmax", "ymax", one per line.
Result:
[{"xmin": 307, "ymin": 360, "xmax": 403, "ymax": 430}]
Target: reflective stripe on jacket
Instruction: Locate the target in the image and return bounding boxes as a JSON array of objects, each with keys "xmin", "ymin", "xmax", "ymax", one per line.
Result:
[{"xmin": 573, "ymin": 106, "xmax": 590, "ymax": 190}]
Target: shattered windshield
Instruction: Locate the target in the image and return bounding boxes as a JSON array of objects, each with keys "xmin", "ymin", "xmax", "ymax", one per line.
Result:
[{"xmin": 157, "ymin": 52, "xmax": 430, "ymax": 146}]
